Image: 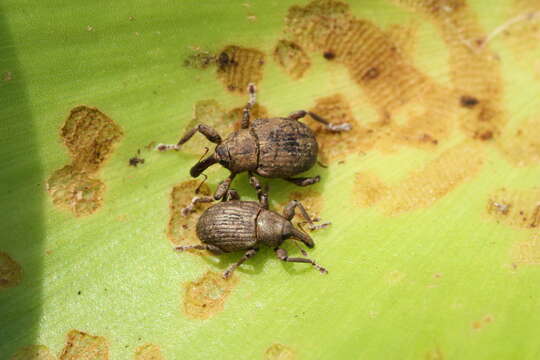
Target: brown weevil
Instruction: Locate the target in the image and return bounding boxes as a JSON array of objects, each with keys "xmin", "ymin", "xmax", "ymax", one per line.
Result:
[
  {"xmin": 157, "ymin": 84, "xmax": 351, "ymax": 199},
  {"xmin": 176, "ymin": 188, "xmax": 329, "ymax": 279}
]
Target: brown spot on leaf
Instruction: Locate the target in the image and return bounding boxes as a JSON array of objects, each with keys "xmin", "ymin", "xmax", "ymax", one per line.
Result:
[
  {"xmin": 168, "ymin": 180, "xmax": 213, "ymax": 255},
  {"xmin": 471, "ymin": 314, "xmax": 494, "ymax": 330},
  {"xmin": 59, "ymin": 329, "xmax": 108, "ymax": 360},
  {"xmin": 285, "ymin": 0, "xmax": 457, "ymax": 152},
  {"xmin": 486, "ymin": 188, "xmax": 540, "ymax": 228},
  {"xmin": 511, "ymin": 236, "xmax": 540, "ymax": 266},
  {"xmin": 265, "ymin": 344, "xmax": 295, "ymax": 360},
  {"xmin": 3, "ymin": 71, "xmax": 13, "ymax": 82},
  {"xmin": 0, "ymin": 251, "xmax": 23, "ymax": 290},
  {"xmin": 60, "ymin": 106, "xmax": 123, "ymax": 172},
  {"xmin": 273, "ymin": 40, "xmax": 311, "ymax": 80},
  {"xmin": 216, "ymin": 45, "xmax": 265, "ymax": 94},
  {"xmin": 134, "ymin": 344, "xmax": 163, "ymax": 360},
  {"xmin": 425, "ymin": 347, "xmax": 444, "ymax": 360},
  {"xmin": 183, "ymin": 271, "xmax": 238, "ymax": 320},
  {"xmin": 46, "ymin": 165, "xmax": 104, "ymax": 217},
  {"xmin": 502, "ymin": 1, "xmax": 540, "ymax": 77},
  {"xmin": 391, "ymin": 0, "xmax": 507, "ymax": 141},
  {"xmin": 183, "ymin": 50, "xmax": 217, "ymax": 69},
  {"xmin": 498, "ymin": 117, "xmax": 540, "ymax": 167},
  {"xmin": 354, "ymin": 142, "xmax": 484, "ymax": 215},
  {"xmin": 47, "ymin": 106, "xmax": 122, "ymax": 216}
]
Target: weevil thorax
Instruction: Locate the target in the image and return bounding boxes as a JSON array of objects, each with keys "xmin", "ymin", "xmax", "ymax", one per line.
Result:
[
  {"xmin": 256, "ymin": 210, "xmax": 290, "ymax": 248},
  {"xmin": 215, "ymin": 129, "xmax": 258, "ymax": 173}
]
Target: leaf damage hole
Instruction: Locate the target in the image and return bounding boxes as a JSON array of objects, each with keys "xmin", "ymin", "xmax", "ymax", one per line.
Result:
[
  {"xmin": 265, "ymin": 344, "xmax": 296, "ymax": 360},
  {"xmin": 273, "ymin": 39, "xmax": 311, "ymax": 80},
  {"xmin": 0, "ymin": 251, "xmax": 22, "ymax": 290},
  {"xmin": 217, "ymin": 45, "xmax": 265, "ymax": 94},
  {"xmin": 354, "ymin": 142, "xmax": 484, "ymax": 215},
  {"xmin": 183, "ymin": 271, "xmax": 238, "ymax": 320},
  {"xmin": 284, "ymin": 0, "xmax": 457, "ymax": 152},
  {"xmin": 59, "ymin": 329, "xmax": 108, "ymax": 360},
  {"xmin": 46, "ymin": 106, "xmax": 123, "ymax": 217},
  {"xmin": 168, "ymin": 180, "xmax": 213, "ymax": 255},
  {"xmin": 134, "ymin": 344, "xmax": 164, "ymax": 360}
]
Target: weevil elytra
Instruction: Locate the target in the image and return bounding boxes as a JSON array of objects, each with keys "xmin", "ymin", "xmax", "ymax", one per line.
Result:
[
  {"xmin": 157, "ymin": 84, "xmax": 351, "ymax": 199},
  {"xmin": 176, "ymin": 188, "xmax": 329, "ymax": 279}
]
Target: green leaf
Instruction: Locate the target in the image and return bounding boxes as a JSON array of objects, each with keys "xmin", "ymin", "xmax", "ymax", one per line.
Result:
[{"xmin": 2, "ymin": 0, "xmax": 540, "ymax": 359}]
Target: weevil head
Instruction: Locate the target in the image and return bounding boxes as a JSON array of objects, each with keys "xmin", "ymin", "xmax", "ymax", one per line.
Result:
[{"xmin": 213, "ymin": 130, "xmax": 258, "ymax": 173}]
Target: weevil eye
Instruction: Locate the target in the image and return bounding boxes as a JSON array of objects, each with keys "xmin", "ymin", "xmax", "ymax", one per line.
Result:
[{"xmin": 215, "ymin": 144, "xmax": 231, "ymax": 167}]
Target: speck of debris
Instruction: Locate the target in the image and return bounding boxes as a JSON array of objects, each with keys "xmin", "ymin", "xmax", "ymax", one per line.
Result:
[
  {"xmin": 477, "ymin": 130, "xmax": 493, "ymax": 141},
  {"xmin": 3, "ymin": 71, "xmax": 12, "ymax": 82},
  {"xmin": 86, "ymin": 25, "xmax": 94, "ymax": 32},
  {"xmin": 460, "ymin": 95, "xmax": 479, "ymax": 108},
  {"xmin": 129, "ymin": 150, "xmax": 145, "ymax": 167},
  {"xmin": 247, "ymin": 15, "xmax": 257, "ymax": 21},
  {"xmin": 129, "ymin": 16, "xmax": 136, "ymax": 21},
  {"xmin": 77, "ymin": 290, "xmax": 82, "ymax": 295},
  {"xmin": 323, "ymin": 51, "xmax": 335, "ymax": 60}
]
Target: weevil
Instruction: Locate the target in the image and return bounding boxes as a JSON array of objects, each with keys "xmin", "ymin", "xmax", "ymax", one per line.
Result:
[
  {"xmin": 157, "ymin": 84, "xmax": 351, "ymax": 199},
  {"xmin": 176, "ymin": 187, "xmax": 329, "ymax": 279}
]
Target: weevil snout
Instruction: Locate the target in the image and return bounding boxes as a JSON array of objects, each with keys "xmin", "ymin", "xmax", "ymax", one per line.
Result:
[
  {"xmin": 190, "ymin": 154, "xmax": 218, "ymax": 177},
  {"xmin": 290, "ymin": 227, "xmax": 314, "ymax": 248}
]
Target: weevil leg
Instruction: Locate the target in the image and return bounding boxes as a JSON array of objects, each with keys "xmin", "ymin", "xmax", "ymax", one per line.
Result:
[
  {"xmin": 223, "ymin": 248, "xmax": 259, "ymax": 279},
  {"xmin": 308, "ymin": 111, "xmax": 352, "ymax": 132},
  {"xmin": 174, "ymin": 244, "xmax": 223, "ymax": 254},
  {"xmin": 241, "ymin": 83, "xmax": 257, "ymax": 129},
  {"xmin": 282, "ymin": 200, "xmax": 331, "ymax": 231},
  {"xmin": 181, "ymin": 195, "xmax": 214, "ymax": 217},
  {"xmin": 275, "ymin": 247, "xmax": 328, "ymax": 274},
  {"xmin": 214, "ymin": 173, "xmax": 236, "ymax": 200},
  {"xmin": 248, "ymin": 172, "xmax": 268, "ymax": 209},
  {"xmin": 284, "ymin": 175, "xmax": 320, "ymax": 187},
  {"xmin": 225, "ymin": 189, "xmax": 241, "ymax": 201},
  {"xmin": 156, "ymin": 124, "xmax": 222, "ymax": 151},
  {"xmin": 287, "ymin": 110, "xmax": 352, "ymax": 132}
]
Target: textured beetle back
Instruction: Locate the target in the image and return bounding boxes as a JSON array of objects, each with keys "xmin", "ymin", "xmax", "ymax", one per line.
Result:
[
  {"xmin": 252, "ymin": 118, "xmax": 318, "ymax": 178},
  {"xmin": 196, "ymin": 201, "xmax": 261, "ymax": 252}
]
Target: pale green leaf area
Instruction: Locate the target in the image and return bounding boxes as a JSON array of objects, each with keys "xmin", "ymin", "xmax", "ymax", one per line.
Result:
[{"xmin": 1, "ymin": 0, "xmax": 540, "ymax": 359}]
